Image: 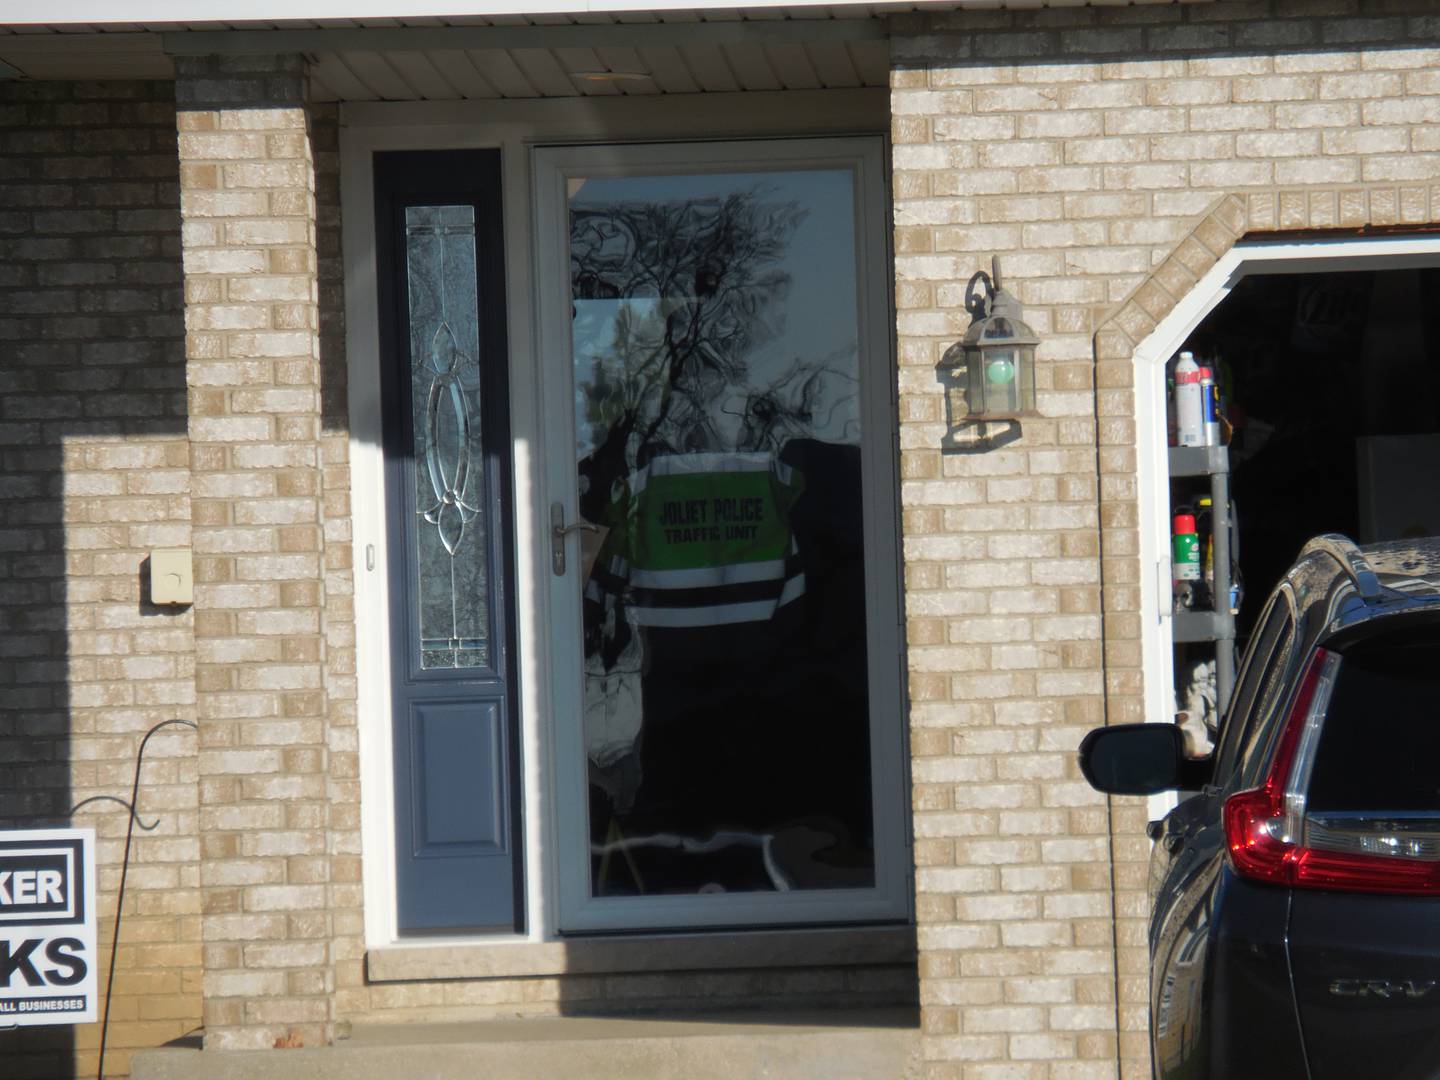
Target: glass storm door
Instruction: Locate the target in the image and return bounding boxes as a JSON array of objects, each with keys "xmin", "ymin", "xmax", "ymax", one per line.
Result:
[
  {"xmin": 538, "ymin": 139, "xmax": 909, "ymax": 932},
  {"xmin": 374, "ymin": 151, "xmax": 522, "ymax": 934}
]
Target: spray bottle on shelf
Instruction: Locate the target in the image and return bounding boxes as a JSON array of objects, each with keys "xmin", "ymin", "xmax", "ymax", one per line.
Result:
[
  {"xmin": 1199, "ymin": 366, "xmax": 1221, "ymax": 446},
  {"xmin": 1174, "ymin": 351, "xmax": 1204, "ymax": 448},
  {"xmin": 1172, "ymin": 512, "xmax": 1202, "ymax": 610}
]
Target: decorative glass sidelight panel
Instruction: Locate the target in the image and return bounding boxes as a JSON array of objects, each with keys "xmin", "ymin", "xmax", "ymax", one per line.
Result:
[
  {"xmin": 404, "ymin": 205, "xmax": 489, "ymax": 671},
  {"xmin": 569, "ymin": 170, "xmax": 877, "ymax": 899}
]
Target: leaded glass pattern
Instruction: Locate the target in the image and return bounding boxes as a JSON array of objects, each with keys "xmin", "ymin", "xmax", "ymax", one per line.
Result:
[{"xmin": 404, "ymin": 204, "xmax": 489, "ymax": 670}]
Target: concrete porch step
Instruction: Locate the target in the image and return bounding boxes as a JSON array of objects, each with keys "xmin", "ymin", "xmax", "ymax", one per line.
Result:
[{"xmin": 131, "ymin": 1008, "xmax": 922, "ymax": 1080}]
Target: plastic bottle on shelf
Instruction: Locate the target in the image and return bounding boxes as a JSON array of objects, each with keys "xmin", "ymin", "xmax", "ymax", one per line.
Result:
[
  {"xmin": 1199, "ymin": 366, "xmax": 1221, "ymax": 446},
  {"xmin": 1172, "ymin": 512, "xmax": 1202, "ymax": 610},
  {"xmin": 1197, "ymin": 496, "xmax": 1214, "ymax": 610},
  {"xmin": 1174, "ymin": 352, "xmax": 1203, "ymax": 448}
]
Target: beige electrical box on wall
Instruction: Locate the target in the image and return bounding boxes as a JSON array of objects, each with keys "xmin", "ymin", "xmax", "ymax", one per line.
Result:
[{"xmin": 150, "ymin": 548, "xmax": 193, "ymax": 605}]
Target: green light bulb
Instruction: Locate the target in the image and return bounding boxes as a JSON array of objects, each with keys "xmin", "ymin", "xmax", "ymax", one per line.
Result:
[{"xmin": 985, "ymin": 355, "xmax": 1016, "ymax": 385}]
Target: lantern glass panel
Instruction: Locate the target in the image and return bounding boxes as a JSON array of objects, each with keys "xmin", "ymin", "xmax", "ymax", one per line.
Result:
[
  {"xmin": 1016, "ymin": 344, "xmax": 1036, "ymax": 413},
  {"xmin": 963, "ymin": 341, "xmax": 1035, "ymax": 419},
  {"xmin": 964, "ymin": 346, "xmax": 987, "ymax": 416},
  {"xmin": 983, "ymin": 346, "xmax": 1018, "ymax": 414}
]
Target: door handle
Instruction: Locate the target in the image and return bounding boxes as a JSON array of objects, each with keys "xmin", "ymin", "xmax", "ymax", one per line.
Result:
[{"xmin": 551, "ymin": 502, "xmax": 599, "ymax": 576}]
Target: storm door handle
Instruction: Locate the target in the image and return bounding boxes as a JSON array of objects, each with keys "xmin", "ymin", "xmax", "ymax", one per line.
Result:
[{"xmin": 551, "ymin": 502, "xmax": 599, "ymax": 576}]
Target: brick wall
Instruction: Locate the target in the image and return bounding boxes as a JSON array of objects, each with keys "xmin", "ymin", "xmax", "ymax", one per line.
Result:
[
  {"xmin": 889, "ymin": 1, "xmax": 1440, "ymax": 1077},
  {"xmin": 172, "ymin": 53, "xmax": 337, "ymax": 1052},
  {"xmin": 0, "ymin": 62, "xmax": 912, "ymax": 1057},
  {"xmin": 0, "ymin": 80, "xmax": 200, "ymax": 1079}
]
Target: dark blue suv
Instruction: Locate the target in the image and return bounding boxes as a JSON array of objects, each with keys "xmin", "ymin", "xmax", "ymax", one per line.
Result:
[{"xmin": 1080, "ymin": 534, "xmax": 1440, "ymax": 1079}]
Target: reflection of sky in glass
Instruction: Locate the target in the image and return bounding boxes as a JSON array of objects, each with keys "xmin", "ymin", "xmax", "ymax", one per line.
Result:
[{"xmin": 569, "ymin": 169, "xmax": 860, "ymax": 458}]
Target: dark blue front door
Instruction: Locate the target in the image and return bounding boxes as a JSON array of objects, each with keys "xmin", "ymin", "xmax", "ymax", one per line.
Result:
[{"xmin": 374, "ymin": 150, "xmax": 521, "ymax": 933}]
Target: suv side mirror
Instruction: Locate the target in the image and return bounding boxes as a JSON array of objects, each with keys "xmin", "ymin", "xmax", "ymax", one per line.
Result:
[{"xmin": 1078, "ymin": 723, "xmax": 1190, "ymax": 795}]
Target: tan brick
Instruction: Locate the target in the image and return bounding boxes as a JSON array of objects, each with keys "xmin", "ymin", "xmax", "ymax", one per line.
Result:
[
  {"xmin": 1233, "ymin": 74, "xmax": 1316, "ymax": 102},
  {"xmin": 169, "ymin": 61, "xmax": 346, "ymax": 1055},
  {"xmin": 892, "ymin": 10, "xmax": 1440, "ymax": 1079}
]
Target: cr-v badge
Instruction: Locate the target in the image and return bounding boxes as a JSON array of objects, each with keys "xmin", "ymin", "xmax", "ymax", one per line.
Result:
[{"xmin": 1329, "ymin": 979, "xmax": 1436, "ymax": 999}]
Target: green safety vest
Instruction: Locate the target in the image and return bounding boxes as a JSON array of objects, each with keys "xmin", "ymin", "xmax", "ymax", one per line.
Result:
[{"xmin": 586, "ymin": 452, "xmax": 806, "ymax": 628}]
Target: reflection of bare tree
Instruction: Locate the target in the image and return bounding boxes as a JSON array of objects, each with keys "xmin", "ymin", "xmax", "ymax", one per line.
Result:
[
  {"xmin": 573, "ymin": 184, "xmax": 864, "ymax": 685},
  {"xmin": 571, "ymin": 186, "xmax": 855, "ymax": 494},
  {"xmin": 733, "ymin": 345, "xmax": 861, "ymax": 450},
  {"xmin": 575, "ymin": 183, "xmax": 874, "ymax": 857}
]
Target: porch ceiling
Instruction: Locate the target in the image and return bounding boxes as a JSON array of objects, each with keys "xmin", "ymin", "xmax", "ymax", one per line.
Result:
[
  {"xmin": 0, "ymin": 0, "xmax": 1208, "ymax": 98},
  {"xmin": 0, "ymin": 9, "xmax": 900, "ymax": 97}
]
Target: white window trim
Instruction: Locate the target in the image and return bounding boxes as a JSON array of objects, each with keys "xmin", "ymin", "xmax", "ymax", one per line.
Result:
[
  {"xmin": 1131, "ymin": 233, "xmax": 1440, "ymax": 823},
  {"xmin": 340, "ymin": 90, "xmax": 894, "ymax": 950}
]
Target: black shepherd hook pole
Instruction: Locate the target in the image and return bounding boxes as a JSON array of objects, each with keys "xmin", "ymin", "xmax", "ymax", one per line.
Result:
[{"xmin": 69, "ymin": 718, "xmax": 197, "ymax": 1080}]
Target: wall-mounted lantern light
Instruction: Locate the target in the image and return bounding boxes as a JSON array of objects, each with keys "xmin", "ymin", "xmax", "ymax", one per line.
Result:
[{"xmin": 944, "ymin": 255, "xmax": 1038, "ymax": 422}]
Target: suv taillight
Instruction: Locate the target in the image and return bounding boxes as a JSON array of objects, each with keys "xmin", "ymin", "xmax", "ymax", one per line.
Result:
[{"xmin": 1223, "ymin": 647, "xmax": 1440, "ymax": 895}]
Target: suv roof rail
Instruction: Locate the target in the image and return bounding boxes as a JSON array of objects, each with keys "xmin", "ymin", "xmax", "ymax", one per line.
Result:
[{"xmin": 1300, "ymin": 533, "xmax": 1382, "ymax": 601}]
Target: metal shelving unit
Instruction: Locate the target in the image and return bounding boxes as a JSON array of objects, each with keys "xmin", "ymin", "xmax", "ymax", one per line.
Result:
[{"xmin": 1168, "ymin": 446, "xmax": 1236, "ymax": 715}]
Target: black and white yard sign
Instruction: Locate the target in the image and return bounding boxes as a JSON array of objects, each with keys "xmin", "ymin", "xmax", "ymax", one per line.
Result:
[{"xmin": 0, "ymin": 828, "xmax": 97, "ymax": 1026}]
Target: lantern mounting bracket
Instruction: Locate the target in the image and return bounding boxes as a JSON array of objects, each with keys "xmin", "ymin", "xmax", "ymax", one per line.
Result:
[{"xmin": 964, "ymin": 265, "xmax": 994, "ymax": 322}]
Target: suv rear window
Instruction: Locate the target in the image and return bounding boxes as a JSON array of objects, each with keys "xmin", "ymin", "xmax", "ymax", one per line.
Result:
[{"xmin": 1306, "ymin": 635, "xmax": 1440, "ymax": 813}]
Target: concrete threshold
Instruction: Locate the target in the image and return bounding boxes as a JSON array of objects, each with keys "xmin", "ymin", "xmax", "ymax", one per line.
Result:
[{"xmin": 131, "ymin": 1007, "xmax": 922, "ymax": 1080}]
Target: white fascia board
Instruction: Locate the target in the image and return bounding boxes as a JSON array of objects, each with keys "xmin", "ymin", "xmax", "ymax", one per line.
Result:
[{"xmin": 5, "ymin": 0, "xmax": 915, "ymax": 26}]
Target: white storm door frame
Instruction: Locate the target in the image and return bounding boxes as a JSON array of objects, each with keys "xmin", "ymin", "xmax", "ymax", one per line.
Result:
[{"xmin": 535, "ymin": 137, "xmax": 910, "ymax": 933}]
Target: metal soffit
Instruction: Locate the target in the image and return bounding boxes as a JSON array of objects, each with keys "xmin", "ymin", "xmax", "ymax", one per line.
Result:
[
  {"xmin": 0, "ymin": 0, "xmax": 1210, "ymax": 97},
  {"xmin": 0, "ymin": 9, "xmax": 901, "ymax": 97}
]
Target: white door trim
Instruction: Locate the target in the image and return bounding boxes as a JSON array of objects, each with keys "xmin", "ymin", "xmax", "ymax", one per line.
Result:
[
  {"xmin": 342, "ymin": 124, "xmax": 553, "ymax": 947},
  {"xmin": 1130, "ymin": 233, "xmax": 1440, "ymax": 823},
  {"xmin": 340, "ymin": 91, "xmax": 894, "ymax": 948}
]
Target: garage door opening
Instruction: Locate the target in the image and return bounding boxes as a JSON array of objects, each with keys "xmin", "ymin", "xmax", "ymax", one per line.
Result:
[
  {"xmin": 1186, "ymin": 267, "xmax": 1440, "ymax": 620},
  {"xmin": 1130, "ymin": 235, "xmax": 1440, "ymax": 758}
]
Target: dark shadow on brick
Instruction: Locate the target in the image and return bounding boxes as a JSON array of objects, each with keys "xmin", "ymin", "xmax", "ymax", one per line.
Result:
[{"xmin": 0, "ymin": 77, "xmax": 189, "ymax": 1080}]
